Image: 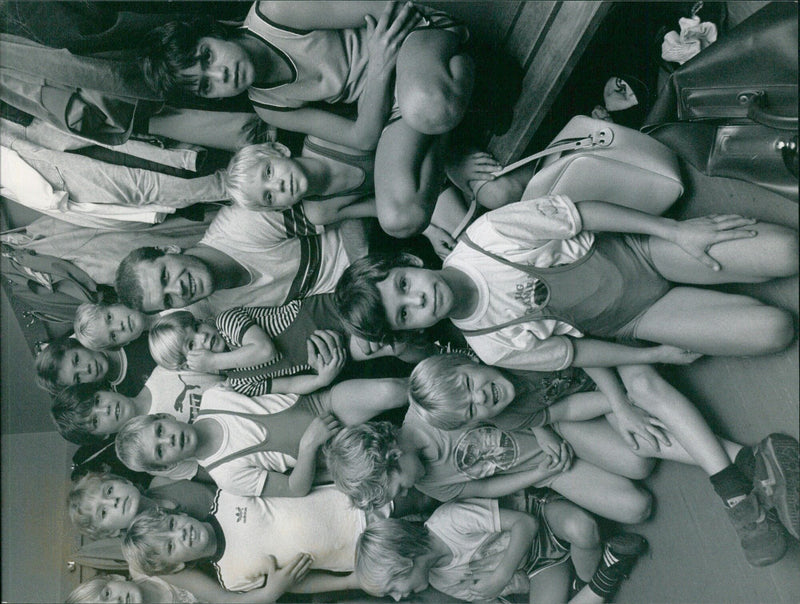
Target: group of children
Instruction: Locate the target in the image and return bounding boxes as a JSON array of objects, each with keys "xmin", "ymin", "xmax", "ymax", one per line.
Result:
[{"xmin": 21, "ymin": 2, "xmax": 797, "ymax": 603}]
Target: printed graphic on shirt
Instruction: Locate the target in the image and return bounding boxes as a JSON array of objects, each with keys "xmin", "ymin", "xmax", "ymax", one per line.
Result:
[
  {"xmin": 453, "ymin": 426, "xmax": 519, "ymax": 479},
  {"xmin": 513, "ymin": 278, "xmax": 550, "ymax": 314}
]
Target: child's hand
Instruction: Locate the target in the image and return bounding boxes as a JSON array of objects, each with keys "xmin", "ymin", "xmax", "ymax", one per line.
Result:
[
  {"xmin": 307, "ymin": 330, "xmax": 346, "ymax": 386},
  {"xmin": 467, "ymin": 568, "xmax": 511, "ymax": 601},
  {"xmin": 591, "ymin": 105, "xmax": 612, "ymax": 121},
  {"xmin": 652, "ymin": 344, "xmax": 703, "ymax": 365},
  {"xmin": 259, "ymin": 553, "xmax": 313, "ymax": 598},
  {"xmin": 446, "ymin": 150, "xmax": 501, "ymax": 198},
  {"xmin": 533, "ymin": 426, "xmax": 572, "ymax": 465},
  {"xmin": 612, "ymin": 401, "xmax": 670, "ymax": 452},
  {"xmin": 365, "ymin": 1, "xmax": 422, "ymax": 78},
  {"xmin": 422, "ymin": 223, "xmax": 457, "ymax": 259},
  {"xmin": 185, "ymin": 349, "xmax": 218, "ymax": 373},
  {"xmin": 670, "ymin": 214, "xmax": 758, "ymax": 271},
  {"xmin": 300, "ymin": 413, "xmax": 342, "ymax": 451}
]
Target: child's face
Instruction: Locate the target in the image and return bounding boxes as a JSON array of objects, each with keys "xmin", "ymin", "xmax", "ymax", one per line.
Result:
[
  {"xmin": 183, "ymin": 323, "xmax": 227, "ymax": 355},
  {"xmin": 139, "ymin": 416, "xmax": 198, "ymax": 467},
  {"xmin": 181, "ymin": 37, "xmax": 254, "ymax": 98},
  {"xmin": 239, "ymin": 155, "xmax": 309, "ymax": 209},
  {"xmin": 387, "ymin": 450, "xmax": 425, "ymax": 501},
  {"xmin": 93, "ymin": 304, "xmax": 146, "ymax": 348},
  {"xmin": 156, "ymin": 513, "xmax": 215, "ymax": 566},
  {"xmin": 377, "ymin": 267, "xmax": 454, "ymax": 331},
  {"xmin": 386, "ymin": 560, "xmax": 431, "ymax": 601},
  {"xmin": 452, "ymin": 364, "xmax": 516, "ymax": 425},
  {"xmin": 57, "ymin": 347, "xmax": 108, "ymax": 386},
  {"xmin": 84, "ymin": 478, "xmax": 141, "ymax": 535},
  {"xmin": 97, "ymin": 578, "xmax": 143, "ymax": 604},
  {"xmin": 89, "ymin": 391, "xmax": 139, "ymax": 436}
]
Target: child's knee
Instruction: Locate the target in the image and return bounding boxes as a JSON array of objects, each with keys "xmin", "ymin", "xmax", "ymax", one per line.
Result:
[
  {"xmin": 773, "ymin": 228, "xmax": 799, "ymax": 275},
  {"xmin": 754, "ymin": 306, "xmax": 795, "ymax": 353},
  {"xmin": 561, "ymin": 509, "xmax": 600, "ymax": 549},
  {"xmin": 625, "ymin": 455, "xmax": 657, "ymax": 480},
  {"xmin": 622, "ymin": 488, "xmax": 653, "ymax": 524},
  {"xmin": 376, "ymin": 199, "xmax": 430, "ymax": 239},
  {"xmin": 400, "ymin": 55, "xmax": 474, "ymax": 135}
]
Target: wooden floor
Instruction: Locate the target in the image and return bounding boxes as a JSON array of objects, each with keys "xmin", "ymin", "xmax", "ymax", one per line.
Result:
[{"xmin": 616, "ymin": 167, "xmax": 800, "ymax": 603}]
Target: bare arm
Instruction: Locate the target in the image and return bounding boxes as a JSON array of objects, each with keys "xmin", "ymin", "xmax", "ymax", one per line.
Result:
[
  {"xmin": 187, "ymin": 324, "xmax": 278, "ymax": 373},
  {"xmin": 577, "ymin": 201, "xmax": 757, "ymax": 270},
  {"xmin": 254, "ymin": 3, "xmax": 421, "ymax": 150},
  {"xmin": 459, "ymin": 463, "xmax": 569, "ymax": 500},
  {"xmin": 301, "ymin": 196, "xmax": 377, "ymax": 226},
  {"xmin": 468, "ymin": 509, "xmax": 537, "ymax": 600},
  {"xmin": 159, "ymin": 564, "xmax": 311, "ymax": 604},
  {"xmin": 261, "ymin": 1, "xmax": 396, "ymax": 30},
  {"xmin": 259, "ymin": 415, "xmax": 341, "ymax": 498},
  {"xmin": 571, "ymin": 338, "xmax": 702, "ymax": 367}
]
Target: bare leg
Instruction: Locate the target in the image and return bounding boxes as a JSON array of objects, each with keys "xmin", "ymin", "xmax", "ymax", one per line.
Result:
[
  {"xmin": 529, "ymin": 561, "xmax": 572, "ymax": 604},
  {"xmin": 396, "ymin": 29, "xmax": 474, "ymax": 135},
  {"xmin": 617, "ymin": 365, "xmax": 735, "ymax": 475},
  {"xmin": 328, "ymin": 378, "xmax": 408, "ymax": 425},
  {"xmin": 648, "ymin": 222, "xmax": 798, "ymax": 284},
  {"xmin": 634, "ymin": 287, "xmax": 794, "ymax": 355},
  {"xmin": 543, "ymin": 499, "xmax": 602, "ymax": 582},
  {"xmin": 374, "ymin": 120, "xmax": 448, "ymax": 237},
  {"xmin": 546, "ymin": 459, "xmax": 652, "ymax": 524}
]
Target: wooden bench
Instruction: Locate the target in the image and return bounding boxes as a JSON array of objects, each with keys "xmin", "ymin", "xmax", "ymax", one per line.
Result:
[{"xmin": 431, "ymin": 1, "xmax": 611, "ymax": 163}]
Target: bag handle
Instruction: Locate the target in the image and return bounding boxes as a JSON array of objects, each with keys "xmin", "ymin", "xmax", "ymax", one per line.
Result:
[
  {"xmin": 451, "ymin": 127, "xmax": 615, "ymax": 240},
  {"xmin": 778, "ymin": 136, "xmax": 799, "ymax": 179},
  {"xmin": 491, "ymin": 128, "xmax": 615, "ymax": 178},
  {"xmin": 740, "ymin": 91, "xmax": 799, "ymax": 131}
]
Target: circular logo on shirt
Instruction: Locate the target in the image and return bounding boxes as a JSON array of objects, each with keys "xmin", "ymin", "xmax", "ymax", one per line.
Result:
[{"xmin": 453, "ymin": 425, "xmax": 519, "ymax": 479}]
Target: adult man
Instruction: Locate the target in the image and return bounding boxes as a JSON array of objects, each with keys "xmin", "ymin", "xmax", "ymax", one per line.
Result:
[{"xmin": 116, "ymin": 204, "xmax": 359, "ymax": 315}]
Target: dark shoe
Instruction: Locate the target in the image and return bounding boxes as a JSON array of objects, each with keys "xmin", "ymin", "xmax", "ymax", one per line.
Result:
[
  {"xmin": 605, "ymin": 532, "xmax": 649, "ymax": 577},
  {"xmin": 726, "ymin": 490, "xmax": 787, "ymax": 566},
  {"xmin": 753, "ymin": 433, "xmax": 799, "ymax": 540}
]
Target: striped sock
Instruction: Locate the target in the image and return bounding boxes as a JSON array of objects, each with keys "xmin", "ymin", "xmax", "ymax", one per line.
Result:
[{"xmin": 588, "ymin": 535, "xmax": 646, "ymax": 599}]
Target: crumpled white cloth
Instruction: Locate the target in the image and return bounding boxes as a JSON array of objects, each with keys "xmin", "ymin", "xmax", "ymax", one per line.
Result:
[{"xmin": 662, "ymin": 16, "xmax": 718, "ymax": 64}]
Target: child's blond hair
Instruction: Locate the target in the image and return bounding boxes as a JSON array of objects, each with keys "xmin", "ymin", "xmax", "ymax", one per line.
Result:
[
  {"xmin": 148, "ymin": 311, "xmax": 198, "ymax": 370},
  {"xmin": 68, "ymin": 472, "xmax": 140, "ymax": 539},
  {"xmin": 356, "ymin": 518, "xmax": 432, "ymax": 596},
  {"xmin": 66, "ymin": 574, "xmax": 129, "ymax": 604},
  {"xmin": 115, "ymin": 413, "xmax": 180, "ymax": 472},
  {"xmin": 409, "ymin": 353, "xmax": 478, "ymax": 430},
  {"xmin": 224, "ymin": 142, "xmax": 292, "ymax": 209},
  {"xmin": 124, "ymin": 509, "xmax": 188, "ymax": 575},
  {"xmin": 74, "ymin": 302, "xmax": 113, "ymax": 351},
  {"xmin": 323, "ymin": 421, "xmax": 404, "ymax": 511}
]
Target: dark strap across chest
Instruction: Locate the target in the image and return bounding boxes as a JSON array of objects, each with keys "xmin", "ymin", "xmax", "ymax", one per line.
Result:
[{"xmin": 197, "ymin": 404, "xmax": 315, "ymax": 472}]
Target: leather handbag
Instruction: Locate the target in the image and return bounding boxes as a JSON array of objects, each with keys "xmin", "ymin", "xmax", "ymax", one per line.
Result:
[{"xmin": 643, "ymin": 2, "xmax": 798, "ymax": 201}]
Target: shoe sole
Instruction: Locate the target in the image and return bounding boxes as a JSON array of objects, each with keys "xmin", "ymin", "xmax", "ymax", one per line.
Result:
[{"xmin": 755, "ymin": 434, "xmax": 799, "ymax": 541}]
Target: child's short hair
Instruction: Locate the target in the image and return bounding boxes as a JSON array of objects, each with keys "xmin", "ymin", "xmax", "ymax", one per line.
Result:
[
  {"xmin": 140, "ymin": 17, "xmax": 238, "ymax": 98},
  {"xmin": 35, "ymin": 336, "xmax": 86, "ymax": 394},
  {"xmin": 116, "ymin": 413, "xmax": 177, "ymax": 472},
  {"xmin": 323, "ymin": 421, "xmax": 404, "ymax": 511},
  {"xmin": 51, "ymin": 383, "xmax": 108, "ymax": 445},
  {"xmin": 356, "ymin": 518, "xmax": 432, "ymax": 596},
  {"xmin": 334, "ymin": 253, "xmax": 424, "ymax": 345},
  {"xmin": 225, "ymin": 142, "xmax": 292, "ymax": 208},
  {"xmin": 124, "ymin": 509, "xmax": 187, "ymax": 575},
  {"xmin": 68, "ymin": 472, "xmax": 140, "ymax": 539},
  {"xmin": 66, "ymin": 573, "xmax": 128, "ymax": 604},
  {"xmin": 148, "ymin": 311, "xmax": 198, "ymax": 370},
  {"xmin": 74, "ymin": 302, "xmax": 112, "ymax": 351},
  {"xmin": 409, "ymin": 353, "xmax": 478, "ymax": 430},
  {"xmin": 115, "ymin": 247, "xmax": 167, "ymax": 312}
]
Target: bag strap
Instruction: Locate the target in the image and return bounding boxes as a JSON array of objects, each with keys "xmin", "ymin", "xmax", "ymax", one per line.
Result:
[{"xmin": 491, "ymin": 128, "xmax": 615, "ymax": 178}]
